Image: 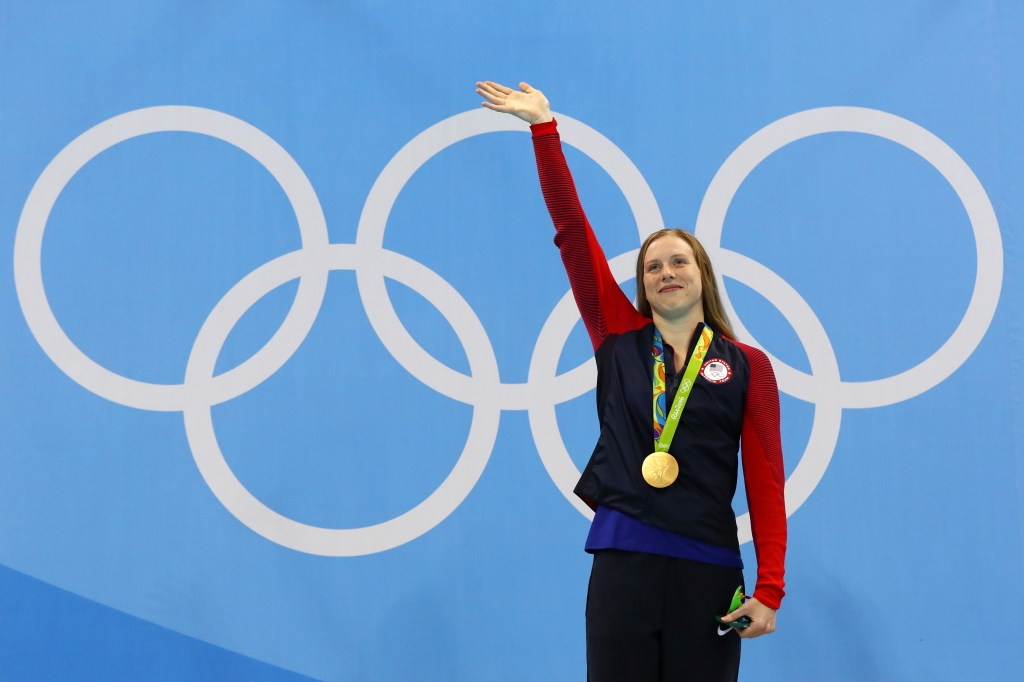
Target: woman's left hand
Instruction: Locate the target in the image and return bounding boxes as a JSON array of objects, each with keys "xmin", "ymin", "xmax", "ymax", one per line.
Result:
[{"xmin": 724, "ymin": 597, "xmax": 776, "ymax": 638}]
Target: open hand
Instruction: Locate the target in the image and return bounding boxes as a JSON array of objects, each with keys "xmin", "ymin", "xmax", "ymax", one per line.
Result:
[
  {"xmin": 475, "ymin": 81, "xmax": 553, "ymax": 125},
  {"xmin": 724, "ymin": 597, "xmax": 777, "ymax": 639}
]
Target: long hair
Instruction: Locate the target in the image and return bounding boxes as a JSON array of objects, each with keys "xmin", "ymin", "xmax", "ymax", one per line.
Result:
[{"xmin": 634, "ymin": 228, "xmax": 736, "ymax": 340}]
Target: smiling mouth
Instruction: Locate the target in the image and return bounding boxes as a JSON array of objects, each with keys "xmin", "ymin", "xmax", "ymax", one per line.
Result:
[{"xmin": 659, "ymin": 285, "xmax": 682, "ymax": 293}]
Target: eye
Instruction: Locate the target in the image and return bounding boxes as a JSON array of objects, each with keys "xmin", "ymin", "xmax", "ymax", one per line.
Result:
[{"xmin": 646, "ymin": 263, "xmax": 660, "ymax": 272}]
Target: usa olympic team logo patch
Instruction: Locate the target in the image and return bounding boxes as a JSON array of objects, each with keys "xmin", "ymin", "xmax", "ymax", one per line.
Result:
[{"xmin": 701, "ymin": 358, "xmax": 732, "ymax": 384}]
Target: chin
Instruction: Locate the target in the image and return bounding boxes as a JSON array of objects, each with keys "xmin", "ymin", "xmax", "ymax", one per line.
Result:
[{"xmin": 655, "ymin": 299, "xmax": 698, "ymax": 317}]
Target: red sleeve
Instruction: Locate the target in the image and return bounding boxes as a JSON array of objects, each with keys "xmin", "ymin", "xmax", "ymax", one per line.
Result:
[
  {"xmin": 531, "ymin": 119, "xmax": 649, "ymax": 350},
  {"xmin": 734, "ymin": 341, "xmax": 787, "ymax": 610}
]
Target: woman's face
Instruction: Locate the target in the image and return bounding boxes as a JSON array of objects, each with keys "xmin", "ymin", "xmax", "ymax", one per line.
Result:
[{"xmin": 643, "ymin": 236, "xmax": 703, "ymax": 320}]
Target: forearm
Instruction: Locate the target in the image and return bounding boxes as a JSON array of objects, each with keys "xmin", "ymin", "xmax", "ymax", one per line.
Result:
[
  {"xmin": 746, "ymin": 480, "xmax": 787, "ymax": 610},
  {"xmin": 531, "ymin": 120, "xmax": 609, "ymax": 349},
  {"xmin": 530, "ymin": 121, "xmax": 646, "ymax": 348},
  {"xmin": 737, "ymin": 342, "xmax": 788, "ymax": 610},
  {"xmin": 530, "ymin": 120, "xmax": 586, "ymax": 240}
]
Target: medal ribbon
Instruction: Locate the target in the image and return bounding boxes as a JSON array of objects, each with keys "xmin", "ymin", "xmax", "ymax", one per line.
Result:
[{"xmin": 652, "ymin": 325, "xmax": 714, "ymax": 452}]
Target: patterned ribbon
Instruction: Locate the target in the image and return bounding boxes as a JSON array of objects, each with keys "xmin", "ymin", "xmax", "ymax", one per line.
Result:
[{"xmin": 652, "ymin": 324, "xmax": 715, "ymax": 451}]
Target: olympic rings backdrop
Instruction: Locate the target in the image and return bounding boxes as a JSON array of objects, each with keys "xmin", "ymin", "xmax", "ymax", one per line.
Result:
[{"xmin": 1, "ymin": 2, "xmax": 1023, "ymax": 680}]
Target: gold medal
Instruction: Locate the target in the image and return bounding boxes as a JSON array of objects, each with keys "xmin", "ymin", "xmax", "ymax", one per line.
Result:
[{"xmin": 642, "ymin": 452, "xmax": 679, "ymax": 488}]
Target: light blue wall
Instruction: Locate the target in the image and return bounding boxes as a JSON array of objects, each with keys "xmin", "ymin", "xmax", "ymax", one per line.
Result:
[{"xmin": 0, "ymin": 1, "xmax": 1021, "ymax": 680}]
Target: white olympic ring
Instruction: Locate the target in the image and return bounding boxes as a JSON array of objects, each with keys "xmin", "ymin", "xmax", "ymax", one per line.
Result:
[
  {"xmin": 694, "ymin": 107, "xmax": 1002, "ymax": 539},
  {"xmin": 14, "ymin": 105, "xmax": 1001, "ymax": 554}
]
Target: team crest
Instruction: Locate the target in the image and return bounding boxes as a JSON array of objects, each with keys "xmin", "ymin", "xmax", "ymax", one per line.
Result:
[{"xmin": 701, "ymin": 358, "xmax": 732, "ymax": 384}]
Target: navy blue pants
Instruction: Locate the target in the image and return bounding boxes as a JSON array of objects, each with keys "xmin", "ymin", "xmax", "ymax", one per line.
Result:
[{"xmin": 586, "ymin": 550, "xmax": 743, "ymax": 682}]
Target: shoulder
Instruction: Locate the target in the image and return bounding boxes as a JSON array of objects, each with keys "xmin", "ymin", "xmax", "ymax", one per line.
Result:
[
  {"xmin": 596, "ymin": 322, "xmax": 653, "ymax": 356},
  {"xmin": 721, "ymin": 338, "xmax": 778, "ymax": 388},
  {"xmin": 723, "ymin": 338, "xmax": 770, "ymax": 369}
]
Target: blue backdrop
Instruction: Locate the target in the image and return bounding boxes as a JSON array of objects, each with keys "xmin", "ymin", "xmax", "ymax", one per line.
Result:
[{"xmin": 0, "ymin": 1, "xmax": 1022, "ymax": 680}]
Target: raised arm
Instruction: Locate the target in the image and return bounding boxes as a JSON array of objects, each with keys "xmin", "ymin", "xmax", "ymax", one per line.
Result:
[{"xmin": 476, "ymin": 81, "xmax": 648, "ymax": 350}]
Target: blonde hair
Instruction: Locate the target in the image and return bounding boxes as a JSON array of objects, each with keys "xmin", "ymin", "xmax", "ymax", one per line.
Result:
[{"xmin": 635, "ymin": 229, "xmax": 736, "ymax": 340}]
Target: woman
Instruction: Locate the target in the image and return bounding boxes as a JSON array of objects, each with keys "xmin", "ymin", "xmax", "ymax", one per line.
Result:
[{"xmin": 476, "ymin": 81, "xmax": 787, "ymax": 681}]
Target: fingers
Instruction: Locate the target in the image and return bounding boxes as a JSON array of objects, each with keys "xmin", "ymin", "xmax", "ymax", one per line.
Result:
[
  {"xmin": 475, "ymin": 82, "xmax": 506, "ymax": 104},
  {"xmin": 723, "ymin": 599, "xmax": 775, "ymax": 639},
  {"xmin": 733, "ymin": 612, "xmax": 763, "ymax": 639},
  {"xmin": 475, "ymin": 81, "xmax": 501, "ymax": 96},
  {"xmin": 474, "ymin": 80, "xmax": 548, "ymax": 124},
  {"xmin": 722, "ymin": 604, "xmax": 750, "ymax": 622},
  {"xmin": 738, "ymin": 618, "xmax": 775, "ymax": 638},
  {"xmin": 738, "ymin": 625, "xmax": 762, "ymax": 639},
  {"xmin": 480, "ymin": 80, "xmax": 513, "ymax": 94},
  {"xmin": 476, "ymin": 90, "xmax": 504, "ymax": 107},
  {"xmin": 737, "ymin": 614, "xmax": 774, "ymax": 634},
  {"xmin": 479, "ymin": 99, "xmax": 520, "ymax": 116}
]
